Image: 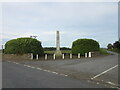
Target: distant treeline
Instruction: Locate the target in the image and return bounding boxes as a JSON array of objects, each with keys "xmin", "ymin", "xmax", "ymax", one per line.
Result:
[{"xmin": 44, "ymin": 47, "xmax": 71, "ymax": 51}]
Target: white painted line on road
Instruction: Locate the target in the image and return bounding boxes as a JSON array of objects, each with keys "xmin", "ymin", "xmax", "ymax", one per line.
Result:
[
  {"xmin": 22, "ymin": 64, "xmax": 68, "ymax": 77},
  {"xmin": 30, "ymin": 66, "xmax": 35, "ymax": 69},
  {"xmin": 15, "ymin": 62, "xmax": 19, "ymax": 64},
  {"xmin": 36, "ymin": 68, "xmax": 42, "ymax": 70},
  {"xmin": 91, "ymin": 65, "xmax": 118, "ymax": 80},
  {"xmin": 9, "ymin": 62, "xmax": 69, "ymax": 77},
  {"xmin": 96, "ymin": 82, "xmax": 99, "ymax": 84},
  {"xmin": 107, "ymin": 81, "xmax": 116, "ymax": 86},
  {"xmin": 43, "ymin": 69, "xmax": 49, "ymax": 72},
  {"xmin": 51, "ymin": 71, "xmax": 58, "ymax": 74},
  {"xmin": 44, "ymin": 70, "xmax": 50, "ymax": 72},
  {"xmin": 23, "ymin": 65, "xmax": 35, "ymax": 69},
  {"xmin": 60, "ymin": 73, "xmax": 68, "ymax": 77},
  {"xmin": 45, "ymin": 70, "xmax": 50, "ymax": 72},
  {"xmin": 24, "ymin": 64, "xmax": 28, "ymax": 67},
  {"xmin": 26, "ymin": 65, "xmax": 31, "ymax": 68}
]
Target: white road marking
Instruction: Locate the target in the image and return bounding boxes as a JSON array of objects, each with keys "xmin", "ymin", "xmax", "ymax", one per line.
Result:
[
  {"xmin": 15, "ymin": 62, "xmax": 19, "ymax": 64},
  {"xmin": 60, "ymin": 73, "xmax": 68, "ymax": 76},
  {"xmin": 6, "ymin": 61, "xmax": 69, "ymax": 77},
  {"xmin": 36, "ymin": 68, "xmax": 42, "ymax": 70},
  {"xmin": 43, "ymin": 70, "xmax": 49, "ymax": 72},
  {"xmin": 26, "ymin": 65, "xmax": 31, "ymax": 68},
  {"xmin": 107, "ymin": 81, "xmax": 116, "ymax": 86},
  {"xmin": 30, "ymin": 66, "xmax": 35, "ymax": 69},
  {"xmin": 45, "ymin": 70, "xmax": 50, "ymax": 72},
  {"xmin": 24, "ymin": 64, "xmax": 28, "ymax": 67},
  {"xmin": 64, "ymin": 75, "xmax": 68, "ymax": 77},
  {"xmin": 91, "ymin": 65, "xmax": 118, "ymax": 80},
  {"xmin": 19, "ymin": 63, "xmax": 68, "ymax": 77},
  {"xmin": 51, "ymin": 71, "xmax": 58, "ymax": 74},
  {"xmin": 97, "ymin": 82, "xmax": 99, "ymax": 84}
]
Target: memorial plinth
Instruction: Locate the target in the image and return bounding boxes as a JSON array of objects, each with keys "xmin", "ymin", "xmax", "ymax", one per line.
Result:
[{"xmin": 55, "ymin": 31, "xmax": 62, "ymax": 56}]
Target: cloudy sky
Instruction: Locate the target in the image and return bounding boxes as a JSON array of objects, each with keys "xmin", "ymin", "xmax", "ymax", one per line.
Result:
[{"xmin": 0, "ymin": 1, "xmax": 118, "ymax": 48}]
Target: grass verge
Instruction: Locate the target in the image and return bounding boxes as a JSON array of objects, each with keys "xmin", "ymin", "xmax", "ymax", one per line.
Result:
[{"xmin": 99, "ymin": 48, "xmax": 109, "ymax": 55}]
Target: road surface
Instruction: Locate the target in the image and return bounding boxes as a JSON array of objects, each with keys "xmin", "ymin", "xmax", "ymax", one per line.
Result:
[
  {"xmin": 3, "ymin": 61, "xmax": 106, "ymax": 88},
  {"xmin": 2, "ymin": 52, "xmax": 118, "ymax": 88}
]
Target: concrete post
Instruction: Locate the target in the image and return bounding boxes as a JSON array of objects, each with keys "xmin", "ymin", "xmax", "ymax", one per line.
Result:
[
  {"xmin": 70, "ymin": 53, "xmax": 72, "ymax": 59},
  {"xmin": 62, "ymin": 54, "xmax": 64, "ymax": 59},
  {"xmin": 53, "ymin": 54, "xmax": 56, "ymax": 60},
  {"xmin": 31, "ymin": 53, "xmax": 33, "ymax": 60},
  {"xmin": 36, "ymin": 54, "xmax": 38, "ymax": 60},
  {"xmin": 2, "ymin": 45, "xmax": 3, "ymax": 50},
  {"xmin": 1, "ymin": 45, "xmax": 3, "ymax": 53},
  {"xmin": 78, "ymin": 53, "xmax": 80, "ymax": 58},
  {"xmin": 85, "ymin": 53, "xmax": 87, "ymax": 58},
  {"xmin": 88, "ymin": 52, "xmax": 92, "ymax": 58},
  {"xmin": 45, "ymin": 54, "xmax": 47, "ymax": 60}
]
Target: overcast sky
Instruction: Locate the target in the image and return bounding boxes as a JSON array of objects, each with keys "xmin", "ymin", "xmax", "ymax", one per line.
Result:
[{"xmin": 0, "ymin": 2, "xmax": 118, "ymax": 48}]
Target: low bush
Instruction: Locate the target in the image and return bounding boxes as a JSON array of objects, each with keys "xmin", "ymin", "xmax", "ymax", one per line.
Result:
[
  {"xmin": 4, "ymin": 37, "xmax": 44, "ymax": 56},
  {"xmin": 72, "ymin": 39, "xmax": 100, "ymax": 55}
]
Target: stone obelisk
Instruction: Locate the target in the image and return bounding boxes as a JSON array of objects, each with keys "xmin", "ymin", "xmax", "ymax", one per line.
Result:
[{"xmin": 55, "ymin": 31, "xmax": 62, "ymax": 56}]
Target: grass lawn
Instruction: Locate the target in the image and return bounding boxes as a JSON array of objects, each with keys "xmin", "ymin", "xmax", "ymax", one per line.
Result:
[
  {"xmin": 44, "ymin": 48, "xmax": 109, "ymax": 55},
  {"xmin": 99, "ymin": 48, "xmax": 109, "ymax": 55},
  {"xmin": 44, "ymin": 50, "xmax": 71, "ymax": 54}
]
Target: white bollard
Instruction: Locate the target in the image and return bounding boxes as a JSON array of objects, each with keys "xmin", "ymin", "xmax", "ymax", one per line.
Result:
[
  {"xmin": 88, "ymin": 52, "xmax": 92, "ymax": 58},
  {"xmin": 31, "ymin": 53, "xmax": 33, "ymax": 60},
  {"xmin": 62, "ymin": 54, "xmax": 64, "ymax": 59},
  {"xmin": 70, "ymin": 54, "xmax": 72, "ymax": 59},
  {"xmin": 78, "ymin": 53, "xmax": 80, "ymax": 58},
  {"xmin": 53, "ymin": 54, "xmax": 56, "ymax": 60},
  {"xmin": 36, "ymin": 54, "xmax": 39, "ymax": 60},
  {"xmin": 85, "ymin": 53, "xmax": 87, "ymax": 58},
  {"xmin": 45, "ymin": 54, "xmax": 47, "ymax": 60}
]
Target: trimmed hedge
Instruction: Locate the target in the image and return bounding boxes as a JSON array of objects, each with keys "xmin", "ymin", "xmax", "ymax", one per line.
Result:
[
  {"xmin": 72, "ymin": 39, "xmax": 100, "ymax": 55},
  {"xmin": 4, "ymin": 37, "xmax": 44, "ymax": 56}
]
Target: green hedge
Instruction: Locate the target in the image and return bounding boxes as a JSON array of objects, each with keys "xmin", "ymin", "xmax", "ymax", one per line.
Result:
[
  {"xmin": 72, "ymin": 39, "xmax": 100, "ymax": 55},
  {"xmin": 4, "ymin": 38, "xmax": 44, "ymax": 56}
]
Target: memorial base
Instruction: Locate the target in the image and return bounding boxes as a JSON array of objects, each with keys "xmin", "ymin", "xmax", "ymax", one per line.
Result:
[{"xmin": 55, "ymin": 50, "xmax": 62, "ymax": 56}]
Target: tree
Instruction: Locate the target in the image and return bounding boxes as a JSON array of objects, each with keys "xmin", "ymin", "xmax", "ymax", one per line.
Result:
[
  {"xmin": 107, "ymin": 43, "xmax": 113, "ymax": 49},
  {"xmin": 72, "ymin": 39, "xmax": 100, "ymax": 55},
  {"xmin": 4, "ymin": 37, "xmax": 44, "ymax": 56},
  {"xmin": 113, "ymin": 41, "xmax": 120, "ymax": 49}
]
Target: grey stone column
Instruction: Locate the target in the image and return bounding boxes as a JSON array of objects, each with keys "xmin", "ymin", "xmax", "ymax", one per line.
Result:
[
  {"xmin": 56, "ymin": 31, "xmax": 60, "ymax": 50},
  {"xmin": 55, "ymin": 31, "xmax": 62, "ymax": 56}
]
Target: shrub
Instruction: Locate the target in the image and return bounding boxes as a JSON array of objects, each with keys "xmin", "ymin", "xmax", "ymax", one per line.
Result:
[
  {"xmin": 4, "ymin": 37, "xmax": 44, "ymax": 56},
  {"xmin": 72, "ymin": 39, "xmax": 100, "ymax": 55},
  {"xmin": 107, "ymin": 43, "xmax": 113, "ymax": 49},
  {"xmin": 113, "ymin": 41, "xmax": 120, "ymax": 49}
]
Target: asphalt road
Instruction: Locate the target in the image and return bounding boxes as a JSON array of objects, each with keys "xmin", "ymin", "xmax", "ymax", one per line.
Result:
[
  {"xmin": 2, "ymin": 61, "xmax": 106, "ymax": 88},
  {"xmin": 2, "ymin": 52, "xmax": 118, "ymax": 88}
]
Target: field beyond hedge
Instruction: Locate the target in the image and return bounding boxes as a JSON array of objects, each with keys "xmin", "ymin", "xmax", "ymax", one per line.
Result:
[
  {"xmin": 44, "ymin": 50, "xmax": 71, "ymax": 54},
  {"xmin": 44, "ymin": 48, "xmax": 109, "ymax": 55}
]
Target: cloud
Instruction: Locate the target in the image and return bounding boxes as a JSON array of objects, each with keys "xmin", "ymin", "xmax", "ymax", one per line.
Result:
[
  {"xmin": 1, "ymin": 2, "xmax": 118, "ymax": 48},
  {"xmin": 0, "ymin": 0, "xmax": 119, "ymax": 2}
]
